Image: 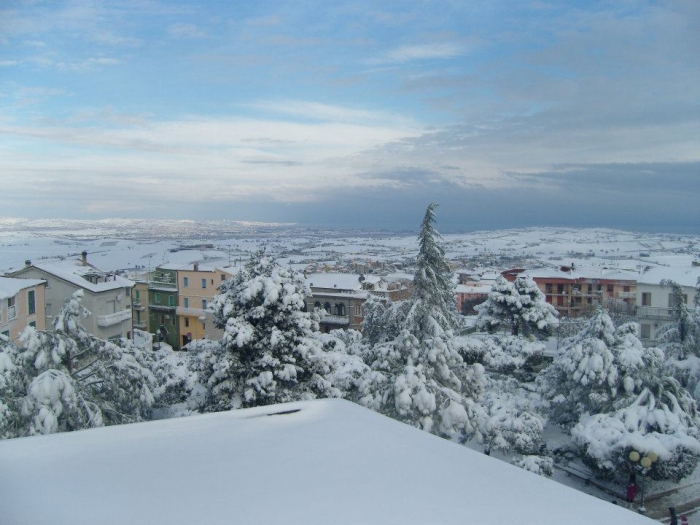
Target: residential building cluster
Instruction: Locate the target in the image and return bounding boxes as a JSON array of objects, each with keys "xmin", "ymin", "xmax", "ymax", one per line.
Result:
[{"xmin": 1, "ymin": 249, "xmax": 698, "ymax": 350}]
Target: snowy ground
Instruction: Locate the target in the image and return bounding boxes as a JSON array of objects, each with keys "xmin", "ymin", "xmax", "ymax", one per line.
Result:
[
  {"xmin": 1, "ymin": 220, "xmax": 698, "ymax": 276},
  {"xmin": 0, "ymin": 399, "xmax": 657, "ymax": 525}
]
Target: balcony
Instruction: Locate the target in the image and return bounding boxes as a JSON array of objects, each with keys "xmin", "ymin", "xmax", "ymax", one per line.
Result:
[
  {"xmin": 320, "ymin": 313, "xmax": 349, "ymax": 325},
  {"xmin": 133, "ymin": 320, "xmax": 148, "ymax": 330},
  {"xmin": 176, "ymin": 306, "xmax": 208, "ymax": 319},
  {"xmin": 97, "ymin": 309, "xmax": 132, "ymax": 327},
  {"xmin": 149, "ymin": 282, "xmax": 178, "ymax": 292},
  {"xmin": 150, "ymin": 304, "xmax": 177, "ymax": 313},
  {"xmin": 132, "ymin": 302, "xmax": 146, "ymax": 311},
  {"xmin": 635, "ymin": 306, "xmax": 674, "ymax": 320},
  {"xmin": 617, "ymin": 291, "xmax": 636, "ymax": 299}
]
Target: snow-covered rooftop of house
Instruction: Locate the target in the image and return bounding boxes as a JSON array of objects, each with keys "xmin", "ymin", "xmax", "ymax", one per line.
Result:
[
  {"xmin": 521, "ymin": 267, "xmax": 638, "ymax": 282},
  {"xmin": 456, "ymin": 283, "xmax": 492, "ymax": 294},
  {"xmin": 0, "ymin": 399, "xmax": 653, "ymax": 525},
  {"xmin": 0, "ymin": 276, "xmax": 45, "ymax": 300},
  {"xmin": 306, "ymin": 272, "xmax": 362, "ymax": 291},
  {"xmin": 637, "ymin": 266, "xmax": 700, "ymax": 288},
  {"xmin": 158, "ymin": 262, "xmax": 239, "ymax": 273},
  {"xmin": 23, "ymin": 260, "xmax": 133, "ymax": 293}
]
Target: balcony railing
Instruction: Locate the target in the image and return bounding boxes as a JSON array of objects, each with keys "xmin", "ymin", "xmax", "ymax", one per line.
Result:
[
  {"xmin": 149, "ymin": 282, "xmax": 178, "ymax": 291},
  {"xmin": 320, "ymin": 314, "xmax": 349, "ymax": 325},
  {"xmin": 635, "ymin": 306, "xmax": 674, "ymax": 320},
  {"xmin": 618, "ymin": 291, "xmax": 636, "ymax": 299},
  {"xmin": 97, "ymin": 309, "xmax": 132, "ymax": 327}
]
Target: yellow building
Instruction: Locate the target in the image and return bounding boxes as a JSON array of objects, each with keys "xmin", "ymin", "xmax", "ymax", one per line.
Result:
[{"xmin": 170, "ymin": 263, "xmax": 235, "ymax": 348}]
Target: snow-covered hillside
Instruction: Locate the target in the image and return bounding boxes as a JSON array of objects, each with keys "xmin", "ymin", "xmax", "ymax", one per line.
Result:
[{"xmin": 0, "ymin": 399, "xmax": 655, "ymax": 525}]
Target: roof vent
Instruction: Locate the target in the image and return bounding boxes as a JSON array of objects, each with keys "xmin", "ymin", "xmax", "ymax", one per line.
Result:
[{"xmin": 25, "ymin": 259, "xmax": 31, "ymax": 267}]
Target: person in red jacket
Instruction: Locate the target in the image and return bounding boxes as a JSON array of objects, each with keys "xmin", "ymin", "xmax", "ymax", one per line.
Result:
[{"xmin": 626, "ymin": 474, "xmax": 638, "ymax": 509}]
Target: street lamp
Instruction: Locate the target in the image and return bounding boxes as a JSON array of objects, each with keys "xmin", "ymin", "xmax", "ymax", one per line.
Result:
[{"xmin": 629, "ymin": 450, "xmax": 658, "ymax": 514}]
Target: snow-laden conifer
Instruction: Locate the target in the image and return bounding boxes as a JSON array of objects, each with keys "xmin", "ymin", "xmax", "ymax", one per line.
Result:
[
  {"xmin": 194, "ymin": 250, "xmax": 364, "ymax": 411},
  {"xmin": 0, "ymin": 291, "xmax": 158, "ymax": 438},
  {"xmin": 358, "ymin": 204, "xmax": 485, "ymax": 442},
  {"xmin": 572, "ymin": 377, "xmax": 700, "ymax": 481},
  {"xmin": 539, "ymin": 309, "xmax": 663, "ymax": 426},
  {"xmin": 476, "ymin": 275, "xmax": 558, "ymax": 338}
]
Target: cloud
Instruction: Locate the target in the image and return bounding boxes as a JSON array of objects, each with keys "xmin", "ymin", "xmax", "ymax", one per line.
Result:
[
  {"xmin": 366, "ymin": 42, "xmax": 469, "ymax": 65},
  {"xmin": 167, "ymin": 23, "xmax": 208, "ymax": 39}
]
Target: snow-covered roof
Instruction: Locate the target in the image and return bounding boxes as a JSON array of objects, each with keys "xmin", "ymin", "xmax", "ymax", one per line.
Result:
[
  {"xmin": 455, "ymin": 283, "xmax": 491, "ymax": 294},
  {"xmin": 306, "ymin": 272, "xmax": 362, "ymax": 291},
  {"xmin": 20, "ymin": 260, "xmax": 133, "ymax": 293},
  {"xmin": 0, "ymin": 399, "xmax": 652, "ymax": 525},
  {"xmin": 521, "ymin": 267, "xmax": 638, "ymax": 282},
  {"xmin": 158, "ymin": 262, "xmax": 238, "ymax": 273},
  {"xmin": 637, "ymin": 266, "xmax": 700, "ymax": 288},
  {"xmin": 0, "ymin": 276, "xmax": 45, "ymax": 300}
]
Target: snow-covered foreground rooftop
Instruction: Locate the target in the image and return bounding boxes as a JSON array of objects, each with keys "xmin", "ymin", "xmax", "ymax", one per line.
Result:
[{"xmin": 0, "ymin": 399, "xmax": 654, "ymax": 525}]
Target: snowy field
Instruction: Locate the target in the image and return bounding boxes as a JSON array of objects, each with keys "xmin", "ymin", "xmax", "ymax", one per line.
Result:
[
  {"xmin": 0, "ymin": 218, "xmax": 698, "ymax": 274},
  {"xmin": 0, "ymin": 399, "xmax": 656, "ymax": 525}
]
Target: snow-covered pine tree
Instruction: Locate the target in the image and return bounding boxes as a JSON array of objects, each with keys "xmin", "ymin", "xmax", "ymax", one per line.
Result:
[
  {"xmin": 358, "ymin": 204, "xmax": 485, "ymax": 442},
  {"xmin": 475, "ymin": 275, "xmax": 558, "ymax": 338},
  {"xmin": 572, "ymin": 376, "xmax": 700, "ymax": 482},
  {"xmin": 1, "ymin": 291, "xmax": 158, "ymax": 437},
  {"xmin": 658, "ymin": 279, "xmax": 699, "ymax": 358},
  {"xmin": 539, "ymin": 309, "xmax": 664, "ymax": 426},
  {"xmin": 406, "ymin": 203, "xmax": 458, "ymax": 340},
  {"xmin": 197, "ymin": 250, "xmax": 356, "ymax": 411}
]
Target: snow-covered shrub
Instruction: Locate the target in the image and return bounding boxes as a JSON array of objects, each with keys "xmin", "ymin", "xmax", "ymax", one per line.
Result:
[
  {"xmin": 476, "ymin": 275, "xmax": 558, "ymax": 338},
  {"xmin": 539, "ymin": 309, "xmax": 663, "ymax": 426},
  {"xmin": 512, "ymin": 455, "xmax": 554, "ymax": 477},
  {"xmin": 572, "ymin": 378, "xmax": 700, "ymax": 482},
  {"xmin": 481, "ymin": 375, "xmax": 545, "ymax": 455}
]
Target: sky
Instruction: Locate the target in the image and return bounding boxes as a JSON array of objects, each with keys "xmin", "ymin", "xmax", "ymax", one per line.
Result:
[{"xmin": 1, "ymin": 0, "xmax": 699, "ymax": 232}]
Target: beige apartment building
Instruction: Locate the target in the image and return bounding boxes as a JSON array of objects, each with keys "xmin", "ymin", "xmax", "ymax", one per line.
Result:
[
  {"xmin": 164, "ymin": 263, "xmax": 236, "ymax": 348},
  {"xmin": 0, "ymin": 277, "xmax": 47, "ymax": 342}
]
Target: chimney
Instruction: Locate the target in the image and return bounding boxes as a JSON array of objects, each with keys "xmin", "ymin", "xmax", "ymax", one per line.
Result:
[
  {"xmin": 81, "ymin": 251, "xmax": 88, "ymax": 266},
  {"xmin": 194, "ymin": 263, "xmax": 199, "ymax": 271},
  {"xmin": 25, "ymin": 259, "xmax": 31, "ymax": 267}
]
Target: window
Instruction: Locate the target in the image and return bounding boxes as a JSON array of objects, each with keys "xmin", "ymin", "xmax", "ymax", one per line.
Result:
[
  {"xmin": 587, "ymin": 284, "xmax": 593, "ymax": 293},
  {"xmin": 557, "ymin": 284, "xmax": 564, "ymax": 294},
  {"xmin": 183, "ymin": 277, "xmax": 189, "ymax": 287},
  {"xmin": 202, "ymin": 299, "xmax": 207, "ymax": 309},
  {"xmin": 29, "ymin": 321, "xmax": 36, "ymax": 328},
  {"xmin": 641, "ymin": 292, "xmax": 651, "ymax": 306},
  {"xmin": 27, "ymin": 290, "xmax": 35, "ymax": 315},
  {"xmin": 221, "ymin": 274, "xmax": 226, "ymax": 281},
  {"xmin": 314, "ymin": 301, "xmax": 321, "ymax": 309},
  {"xmin": 623, "ymin": 286, "xmax": 630, "ymax": 292},
  {"xmin": 211, "ymin": 279, "xmax": 214, "ymax": 285},
  {"xmin": 669, "ymin": 293, "xmax": 688, "ymax": 308},
  {"xmin": 7, "ymin": 297, "xmax": 15, "ymax": 308},
  {"xmin": 155, "ymin": 293, "xmax": 161, "ymax": 304},
  {"xmin": 136, "ymin": 311, "xmax": 141, "ymax": 323},
  {"xmin": 607, "ymin": 284, "xmax": 614, "ymax": 293},
  {"xmin": 185, "ymin": 318, "xmax": 190, "ymax": 327},
  {"xmin": 641, "ymin": 324, "xmax": 651, "ymax": 339},
  {"xmin": 201, "ymin": 278, "xmax": 207, "ymax": 289},
  {"xmin": 545, "ymin": 284, "xmax": 552, "ymax": 293},
  {"xmin": 168, "ymin": 295, "xmax": 175, "ymax": 307},
  {"xmin": 135, "ymin": 290, "xmax": 140, "ymax": 302},
  {"xmin": 184, "ymin": 298, "xmax": 189, "ymax": 308},
  {"xmin": 546, "ymin": 295, "xmax": 552, "ymax": 303},
  {"xmin": 557, "ymin": 296, "xmax": 564, "ymax": 306}
]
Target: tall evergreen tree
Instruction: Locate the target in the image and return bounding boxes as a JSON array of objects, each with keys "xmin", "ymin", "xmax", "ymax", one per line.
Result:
[
  {"xmin": 358, "ymin": 204, "xmax": 485, "ymax": 442},
  {"xmin": 407, "ymin": 203, "xmax": 458, "ymax": 340}
]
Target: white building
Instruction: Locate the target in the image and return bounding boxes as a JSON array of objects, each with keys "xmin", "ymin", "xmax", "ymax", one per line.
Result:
[
  {"xmin": 10, "ymin": 252, "xmax": 134, "ymax": 341},
  {"xmin": 636, "ymin": 266, "xmax": 700, "ymax": 345}
]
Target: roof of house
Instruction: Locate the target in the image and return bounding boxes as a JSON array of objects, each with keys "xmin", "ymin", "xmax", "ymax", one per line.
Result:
[
  {"xmin": 0, "ymin": 399, "xmax": 652, "ymax": 525},
  {"xmin": 0, "ymin": 277, "xmax": 45, "ymax": 300},
  {"xmin": 637, "ymin": 266, "xmax": 700, "ymax": 288},
  {"xmin": 306, "ymin": 272, "xmax": 363, "ymax": 291},
  {"xmin": 16, "ymin": 260, "xmax": 133, "ymax": 293},
  {"xmin": 520, "ymin": 267, "xmax": 638, "ymax": 282}
]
